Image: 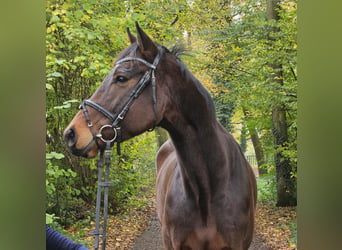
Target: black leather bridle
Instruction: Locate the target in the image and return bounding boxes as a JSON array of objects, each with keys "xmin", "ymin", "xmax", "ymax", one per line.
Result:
[
  {"xmin": 79, "ymin": 46, "xmax": 164, "ymax": 250},
  {"xmin": 79, "ymin": 46, "xmax": 164, "ymax": 154}
]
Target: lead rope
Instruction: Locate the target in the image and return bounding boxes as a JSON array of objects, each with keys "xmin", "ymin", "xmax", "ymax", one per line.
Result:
[{"xmin": 90, "ymin": 141, "xmax": 114, "ymax": 250}]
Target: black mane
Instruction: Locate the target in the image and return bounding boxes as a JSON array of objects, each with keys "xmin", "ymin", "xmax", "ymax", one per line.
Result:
[
  {"xmin": 168, "ymin": 43, "xmax": 217, "ymax": 117},
  {"xmin": 170, "ymin": 43, "xmax": 190, "ymax": 59}
]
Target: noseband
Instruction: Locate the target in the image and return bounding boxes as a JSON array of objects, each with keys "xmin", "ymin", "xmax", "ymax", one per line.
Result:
[{"xmin": 79, "ymin": 46, "xmax": 164, "ymax": 152}]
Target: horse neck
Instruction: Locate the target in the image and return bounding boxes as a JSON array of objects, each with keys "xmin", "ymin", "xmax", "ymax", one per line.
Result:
[
  {"xmin": 160, "ymin": 67, "xmax": 231, "ymax": 219},
  {"xmin": 165, "ymin": 117, "xmax": 229, "ymax": 184}
]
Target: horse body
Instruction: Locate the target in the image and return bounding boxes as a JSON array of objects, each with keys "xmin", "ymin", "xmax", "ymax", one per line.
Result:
[
  {"xmin": 155, "ymin": 76, "xmax": 256, "ymax": 249},
  {"xmin": 157, "ymin": 133, "xmax": 256, "ymax": 249},
  {"xmin": 63, "ymin": 23, "xmax": 256, "ymax": 250}
]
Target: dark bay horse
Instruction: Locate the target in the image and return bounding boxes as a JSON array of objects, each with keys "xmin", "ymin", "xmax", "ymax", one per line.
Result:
[{"xmin": 64, "ymin": 23, "xmax": 257, "ymax": 250}]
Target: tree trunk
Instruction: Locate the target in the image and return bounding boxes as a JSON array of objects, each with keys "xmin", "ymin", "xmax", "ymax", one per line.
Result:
[
  {"xmin": 249, "ymin": 126, "xmax": 267, "ymax": 175},
  {"xmin": 267, "ymin": 0, "xmax": 297, "ymax": 206},
  {"xmin": 240, "ymin": 123, "xmax": 247, "ymax": 154},
  {"xmin": 243, "ymin": 109, "xmax": 267, "ymax": 175},
  {"xmin": 272, "ymin": 104, "xmax": 296, "ymax": 206}
]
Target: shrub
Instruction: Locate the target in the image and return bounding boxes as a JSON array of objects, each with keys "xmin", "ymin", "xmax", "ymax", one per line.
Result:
[{"xmin": 257, "ymin": 173, "xmax": 277, "ymax": 204}]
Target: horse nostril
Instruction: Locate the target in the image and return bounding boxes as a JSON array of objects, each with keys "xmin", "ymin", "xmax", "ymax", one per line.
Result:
[{"xmin": 64, "ymin": 127, "xmax": 77, "ymax": 147}]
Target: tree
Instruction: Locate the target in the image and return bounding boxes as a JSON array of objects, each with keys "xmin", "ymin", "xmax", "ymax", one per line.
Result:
[
  {"xmin": 267, "ymin": 0, "xmax": 296, "ymax": 206},
  {"xmin": 186, "ymin": 0, "xmax": 297, "ymax": 205},
  {"xmin": 243, "ymin": 108, "xmax": 267, "ymax": 175}
]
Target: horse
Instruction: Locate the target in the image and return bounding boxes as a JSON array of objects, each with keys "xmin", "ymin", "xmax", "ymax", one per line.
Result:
[{"xmin": 63, "ymin": 22, "xmax": 257, "ymax": 250}]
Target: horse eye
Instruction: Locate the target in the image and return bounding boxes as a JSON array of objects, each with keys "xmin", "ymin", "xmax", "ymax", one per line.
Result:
[{"xmin": 115, "ymin": 76, "xmax": 128, "ymax": 83}]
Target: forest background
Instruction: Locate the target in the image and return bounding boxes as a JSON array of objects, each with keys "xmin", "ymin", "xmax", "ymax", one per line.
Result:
[{"xmin": 45, "ymin": 0, "xmax": 297, "ymax": 245}]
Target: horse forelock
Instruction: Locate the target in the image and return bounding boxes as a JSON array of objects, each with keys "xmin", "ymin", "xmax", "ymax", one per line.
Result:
[{"xmin": 112, "ymin": 44, "xmax": 138, "ymax": 66}]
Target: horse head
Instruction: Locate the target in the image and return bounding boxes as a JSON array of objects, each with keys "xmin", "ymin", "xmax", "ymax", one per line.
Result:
[{"xmin": 63, "ymin": 23, "xmax": 172, "ymax": 158}]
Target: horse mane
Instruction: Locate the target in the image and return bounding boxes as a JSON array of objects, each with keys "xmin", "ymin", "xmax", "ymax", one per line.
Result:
[
  {"xmin": 170, "ymin": 43, "xmax": 190, "ymax": 58},
  {"xmin": 169, "ymin": 43, "xmax": 217, "ymax": 117}
]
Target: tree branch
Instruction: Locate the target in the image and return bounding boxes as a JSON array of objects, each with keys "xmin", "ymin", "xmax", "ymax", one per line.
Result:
[
  {"xmin": 290, "ymin": 66, "xmax": 297, "ymax": 81},
  {"xmin": 170, "ymin": 14, "xmax": 179, "ymax": 26}
]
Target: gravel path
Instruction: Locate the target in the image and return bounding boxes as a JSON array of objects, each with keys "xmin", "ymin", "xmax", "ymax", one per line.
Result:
[{"xmin": 131, "ymin": 214, "xmax": 271, "ymax": 250}]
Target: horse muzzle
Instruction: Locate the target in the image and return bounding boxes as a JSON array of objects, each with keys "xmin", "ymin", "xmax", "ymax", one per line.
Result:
[{"xmin": 63, "ymin": 126, "xmax": 98, "ymax": 158}]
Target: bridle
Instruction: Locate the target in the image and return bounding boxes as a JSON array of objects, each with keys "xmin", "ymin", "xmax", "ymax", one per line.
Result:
[
  {"xmin": 78, "ymin": 45, "xmax": 164, "ymax": 250},
  {"xmin": 79, "ymin": 45, "xmax": 164, "ymax": 154}
]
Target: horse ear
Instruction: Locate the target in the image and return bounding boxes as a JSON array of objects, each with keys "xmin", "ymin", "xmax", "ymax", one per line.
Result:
[
  {"xmin": 135, "ymin": 22, "xmax": 158, "ymax": 57},
  {"xmin": 127, "ymin": 28, "xmax": 136, "ymax": 44}
]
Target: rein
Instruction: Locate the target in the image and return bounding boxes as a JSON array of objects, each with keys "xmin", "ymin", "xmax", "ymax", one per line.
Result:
[
  {"xmin": 79, "ymin": 46, "xmax": 164, "ymax": 250},
  {"xmin": 89, "ymin": 141, "xmax": 113, "ymax": 250}
]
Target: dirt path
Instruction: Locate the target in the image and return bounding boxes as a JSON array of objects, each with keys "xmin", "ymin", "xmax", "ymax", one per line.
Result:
[
  {"xmin": 131, "ymin": 214, "xmax": 271, "ymax": 250},
  {"xmin": 131, "ymin": 215, "xmax": 162, "ymax": 250}
]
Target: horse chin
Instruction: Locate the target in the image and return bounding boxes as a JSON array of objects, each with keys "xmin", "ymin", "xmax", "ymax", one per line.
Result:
[
  {"xmin": 85, "ymin": 148, "xmax": 99, "ymax": 158},
  {"xmin": 68, "ymin": 141, "xmax": 99, "ymax": 158}
]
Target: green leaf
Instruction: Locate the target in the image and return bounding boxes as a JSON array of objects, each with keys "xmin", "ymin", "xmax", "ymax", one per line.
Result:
[
  {"xmin": 87, "ymin": 32, "xmax": 96, "ymax": 40},
  {"xmin": 50, "ymin": 15, "xmax": 59, "ymax": 23},
  {"xmin": 46, "ymin": 83, "xmax": 54, "ymax": 90},
  {"xmin": 55, "ymin": 59, "xmax": 66, "ymax": 65},
  {"xmin": 46, "ymin": 213, "xmax": 59, "ymax": 225},
  {"xmin": 54, "ymin": 103, "xmax": 71, "ymax": 109},
  {"xmin": 46, "ymin": 152, "xmax": 65, "ymax": 160},
  {"xmin": 47, "ymin": 72, "xmax": 63, "ymax": 78}
]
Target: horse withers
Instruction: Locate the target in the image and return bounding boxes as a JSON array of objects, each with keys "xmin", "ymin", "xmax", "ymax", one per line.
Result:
[{"xmin": 64, "ymin": 22, "xmax": 257, "ymax": 250}]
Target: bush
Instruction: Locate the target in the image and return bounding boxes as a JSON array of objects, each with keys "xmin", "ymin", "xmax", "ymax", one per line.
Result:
[
  {"xmin": 46, "ymin": 151, "xmax": 90, "ymax": 227},
  {"xmin": 257, "ymin": 173, "xmax": 277, "ymax": 204},
  {"xmin": 108, "ymin": 132, "xmax": 158, "ymax": 213},
  {"xmin": 46, "ymin": 131, "xmax": 158, "ymax": 228}
]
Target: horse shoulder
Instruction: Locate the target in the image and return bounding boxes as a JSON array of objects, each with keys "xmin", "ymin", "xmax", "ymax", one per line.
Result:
[
  {"xmin": 155, "ymin": 140, "xmax": 179, "ymax": 226},
  {"xmin": 156, "ymin": 139, "xmax": 175, "ymax": 173}
]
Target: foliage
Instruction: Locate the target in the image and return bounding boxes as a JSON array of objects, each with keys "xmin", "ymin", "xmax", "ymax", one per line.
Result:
[
  {"xmin": 257, "ymin": 174, "xmax": 277, "ymax": 204},
  {"xmin": 289, "ymin": 220, "xmax": 297, "ymax": 247},
  {"xmin": 46, "ymin": 151, "xmax": 89, "ymax": 227},
  {"xmin": 46, "ymin": 213, "xmax": 59, "ymax": 225},
  {"xmin": 205, "ymin": 0, "xmax": 296, "ymax": 165},
  {"xmin": 46, "ymin": 0, "xmax": 169, "ymax": 226},
  {"xmin": 187, "ymin": 0, "xmax": 297, "ymax": 203},
  {"xmin": 108, "ymin": 133, "xmax": 158, "ymax": 213}
]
